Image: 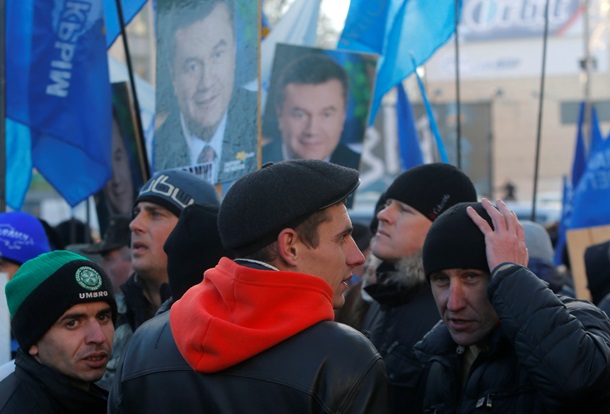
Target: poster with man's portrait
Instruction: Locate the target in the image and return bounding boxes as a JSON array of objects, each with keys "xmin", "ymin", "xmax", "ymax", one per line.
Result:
[
  {"xmin": 262, "ymin": 43, "xmax": 378, "ymax": 172},
  {"xmin": 153, "ymin": 0, "xmax": 258, "ymax": 184},
  {"xmin": 94, "ymin": 82, "xmax": 147, "ymax": 234}
]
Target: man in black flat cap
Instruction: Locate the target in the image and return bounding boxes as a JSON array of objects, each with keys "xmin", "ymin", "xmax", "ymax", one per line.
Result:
[{"xmin": 109, "ymin": 160, "xmax": 388, "ymax": 414}]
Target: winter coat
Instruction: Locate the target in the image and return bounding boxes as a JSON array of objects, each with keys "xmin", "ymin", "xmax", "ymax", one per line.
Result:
[
  {"xmin": 0, "ymin": 349, "xmax": 108, "ymax": 414},
  {"xmin": 360, "ymin": 258, "xmax": 440, "ymax": 414}
]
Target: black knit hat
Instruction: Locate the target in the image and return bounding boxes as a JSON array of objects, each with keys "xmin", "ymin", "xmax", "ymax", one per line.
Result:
[
  {"xmin": 6, "ymin": 250, "xmax": 117, "ymax": 351},
  {"xmin": 164, "ymin": 203, "xmax": 231, "ymax": 300},
  {"xmin": 135, "ymin": 169, "xmax": 220, "ymax": 217},
  {"xmin": 386, "ymin": 163, "xmax": 477, "ymax": 221},
  {"xmin": 423, "ymin": 202, "xmax": 493, "ymax": 281},
  {"xmin": 219, "ymin": 160, "xmax": 360, "ymax": 255}
]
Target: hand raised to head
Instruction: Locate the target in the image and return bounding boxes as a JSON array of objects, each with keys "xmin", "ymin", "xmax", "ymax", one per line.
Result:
[{"xmin": 466, "ymin": 198, "xmax": 529, "ymax": 271}]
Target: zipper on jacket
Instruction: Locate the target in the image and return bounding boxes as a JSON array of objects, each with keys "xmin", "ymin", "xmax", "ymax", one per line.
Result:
[{"xmin": 475, "ymin": 394, "xmax": 493, "ymax": 409}]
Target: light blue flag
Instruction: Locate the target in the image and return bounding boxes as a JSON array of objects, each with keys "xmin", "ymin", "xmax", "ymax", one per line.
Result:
[
  {"xmin": 103, "ymin": 0, "xmax": 148, "ymax": 47},
  {"xmin": 339, "ymin": 0, "xmax": 398, "ymax": 55},
  {"xmin": 412, "ymin": 59, "xmax": 449, "ymax": 163},
  {"xmin": 396, "ymin": 84, "xmax": 423, "ymax": 170},
  {"xmin": 6, "ymin": 0, "xmax": 112, "ymax": 207},
  {"xmin": 569, "ymin": 127, "xmax": 610, "ymax": 229},
  {"xmin": 5, "ymin": 120, "xmax": 33, "ymax": 211},
  {"xmin": 340, "ymin": 0, "xmax": 461, "ymax": 124}
]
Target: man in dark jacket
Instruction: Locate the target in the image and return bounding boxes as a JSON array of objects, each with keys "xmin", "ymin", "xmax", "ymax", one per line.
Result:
[
  {"xmin": 0, "ymin": 251, "xmax": 117, "ymax": 413},
  {"xmin": 360, "ymin": 162, "xmax": 477, "ymax": 413},
  {"xmin": 109, "ymin": 160, "xmax": 388, "ymax": 413},
  {"xmin": 413, "ymin": 199, "xmax": 610, "ymax": 413},
  {"xmin": 98, "ymin": 169, "xmax": 220, "ymax": 390}
]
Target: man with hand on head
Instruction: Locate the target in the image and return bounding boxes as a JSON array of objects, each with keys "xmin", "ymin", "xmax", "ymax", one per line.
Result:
[
  {"xmin": 0, "ymin": 251, "xmax": 116, "ymax": 413},
  {"xmin": 109, "ymin": 160, "xmax": 388, "ymax": 413},
  {"xmin": 412, "ymin": 199, "xmax": 610, "ymax": 413}
]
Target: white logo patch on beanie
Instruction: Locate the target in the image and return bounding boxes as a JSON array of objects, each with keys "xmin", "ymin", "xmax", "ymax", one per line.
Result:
[{"xmin": 75, "ymin": 266, "xmax": 103, "ymax": 291}]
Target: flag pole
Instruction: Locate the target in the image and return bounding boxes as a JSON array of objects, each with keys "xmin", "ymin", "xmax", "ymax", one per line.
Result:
[
  {"xmin": 114, "ymin": 0, "xmax": 151, "ymax": 180},
  {"xmin": 0, "ymin": 0, "xmax": 6, "ymax": 212},
  {"xmin": 454, "ymin": 0, "xmax": 462, "ymax": 169},
  {"xmin": 532, "ymin": 0, "xmax": 550, "ymax": 222},
  {"xmin": 582, "ymin": 0, "xmax": 591, "ymax": 152}
]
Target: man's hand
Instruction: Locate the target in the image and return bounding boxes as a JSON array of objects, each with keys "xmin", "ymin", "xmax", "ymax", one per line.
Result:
[{"xmin": 466, "ymin": 198, "xmax": 529, "ymax": 271}]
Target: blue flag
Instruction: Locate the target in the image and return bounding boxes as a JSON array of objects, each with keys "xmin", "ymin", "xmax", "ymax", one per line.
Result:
[
  {"xmin": 6, "ymin": 0, "xmax": 112, "ymax": 207},
  {"xmin": 396, "ymin": 84, "xmax": 423, "ymax": 170},
  {"xmin": 569, "ymin": 132, "xmax": 610, "ymax": 229},
  {"xmin": 591, "ymin": 105, "xmax": 604, "ymax": 155},
  {"xmin": 339, "ymin": 0, "xmax": 461, "ymax": 124},
  {"xmin": 103, "ymin": 0, "xmax": 148, "ymax": 47},
  {"xmin": 553, "ymin": 176, "xmax": 572, "ymax": 265}
]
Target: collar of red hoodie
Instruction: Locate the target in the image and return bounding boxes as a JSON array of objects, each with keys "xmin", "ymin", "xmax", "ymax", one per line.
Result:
[{"xmin": 170, "ymin": 257, "xmax": 335, "ymax": 373}]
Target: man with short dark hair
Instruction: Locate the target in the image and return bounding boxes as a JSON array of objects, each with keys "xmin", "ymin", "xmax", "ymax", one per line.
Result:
[
  {"xmin": 0, "ymin": 251, "xmax": 116, "ymax": 413},
  {"xmin": 412, "ymin": 199, "xmax": 610, "ymax": 413},
  {"xmin": 109, "ymin": 160, "xmax": 388, "ymax": 413},
  {"xmin": 262, "ymin": 53, "xmax": 360, "ymax": 170},
  {"xmin": 100, "ymin": 169, "xmax": 219, "ymax": 390},
  {"xmin": 154, "ymin": 0, "xmax": 257, "ymax": 183}
]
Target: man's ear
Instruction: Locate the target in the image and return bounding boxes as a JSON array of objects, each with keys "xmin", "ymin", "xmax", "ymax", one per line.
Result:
[
  {"xmin": 276, "ymin": 228, "xmax": 299, "ymax": 266},
  {"xmin": 29, "ymin": 344, "xmax": 39, "ymax": 357}
]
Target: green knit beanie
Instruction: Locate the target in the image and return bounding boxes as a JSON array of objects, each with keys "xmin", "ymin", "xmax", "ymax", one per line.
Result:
[{"xmin": 6, "ymin": 250, "xmax": 117, "ymax": 351}]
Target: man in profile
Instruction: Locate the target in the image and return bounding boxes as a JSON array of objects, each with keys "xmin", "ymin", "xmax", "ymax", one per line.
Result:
[
  {"xmin": 262, "ymin": 53, "xmax": 361, "ymax": 171},
  {"xmin": 154, "ymin": 0, "xmax": 257, "ymax": 183}
]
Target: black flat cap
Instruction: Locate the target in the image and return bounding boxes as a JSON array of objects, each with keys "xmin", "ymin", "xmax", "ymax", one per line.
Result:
[
  {"xmin": 82, "ymin": 215, "xmax": 131, "ymax": 255},
  {"xmin": 219, "ymin": 160, "xmax": 360, "ymax": 255}
]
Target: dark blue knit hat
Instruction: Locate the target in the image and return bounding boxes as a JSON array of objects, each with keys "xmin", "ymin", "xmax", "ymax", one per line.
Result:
[
  {"xmin": 135, "ymin": 169, "xmax": 220, "ymax": 217},
  {"xmin": 219, "ymin": 160, "xmax": 360, "ymax": 255}
]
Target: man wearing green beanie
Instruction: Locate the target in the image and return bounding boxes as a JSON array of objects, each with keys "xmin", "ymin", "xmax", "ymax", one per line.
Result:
[{"xmin": 0, "ymin": 250, "xmax": 116, "ymax": 413}]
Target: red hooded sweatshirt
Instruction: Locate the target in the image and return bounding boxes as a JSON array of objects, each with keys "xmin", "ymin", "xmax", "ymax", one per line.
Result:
[{"xmin": 170, "ymin": 257, "xmax": 335, "ymax": 373}]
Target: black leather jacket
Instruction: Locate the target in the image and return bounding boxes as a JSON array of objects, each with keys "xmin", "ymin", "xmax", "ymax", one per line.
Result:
[{"xmin": 109, "ymin": 311, "xmax": 388, "ymax": 413}]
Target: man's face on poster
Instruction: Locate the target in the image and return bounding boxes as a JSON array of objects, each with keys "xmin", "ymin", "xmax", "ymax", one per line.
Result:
[
  {"xmin": 171, "ymin": 2, "xmax": 236, "ymax": 137},
  {"xmin": 276, "ymin": 79, "xmax": 347, "ymax": 161}
]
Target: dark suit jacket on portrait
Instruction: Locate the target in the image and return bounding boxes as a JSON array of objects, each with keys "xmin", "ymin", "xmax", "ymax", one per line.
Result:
[
  {"xmin": 261, "ymin": 138, "xmax": 361, "ymax": 171},
  {"xmin": 154, "ymin": 88, "xmax": 257, "ymax": 183}
]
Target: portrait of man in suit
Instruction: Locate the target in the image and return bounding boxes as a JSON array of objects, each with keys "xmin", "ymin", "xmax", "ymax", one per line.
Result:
[
  {"xmin": 262, "ymin": 53, "xmax": 361, "ymax": 170},
  {"xmin": 154, "ymin": 0, "xmax": 257, "ymax": 184}
]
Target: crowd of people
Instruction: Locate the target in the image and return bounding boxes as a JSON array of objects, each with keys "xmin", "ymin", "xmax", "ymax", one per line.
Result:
[{"xmin": 1, "ymin": 160, "xmax": 610, "ymax": 413}]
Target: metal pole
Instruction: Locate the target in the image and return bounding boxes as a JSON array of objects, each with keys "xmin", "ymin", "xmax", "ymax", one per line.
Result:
[
  {"xmin": 454, "ymin": 0, "xmax": 462, "ymax": 169},
  {"xmin": 115, "ymin": 0, "xmax": 151, "ymax": 180},
  {"xmin": 532, "ymin": 0, "xmax": 551, "ymax": 222},
  {"xmin": 0, "ymin": 0, "xmax": 6, "ymax": 212},
  {"xmin": 583, "ymin": 0, "xmax": 591, "ymax": 152}
]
